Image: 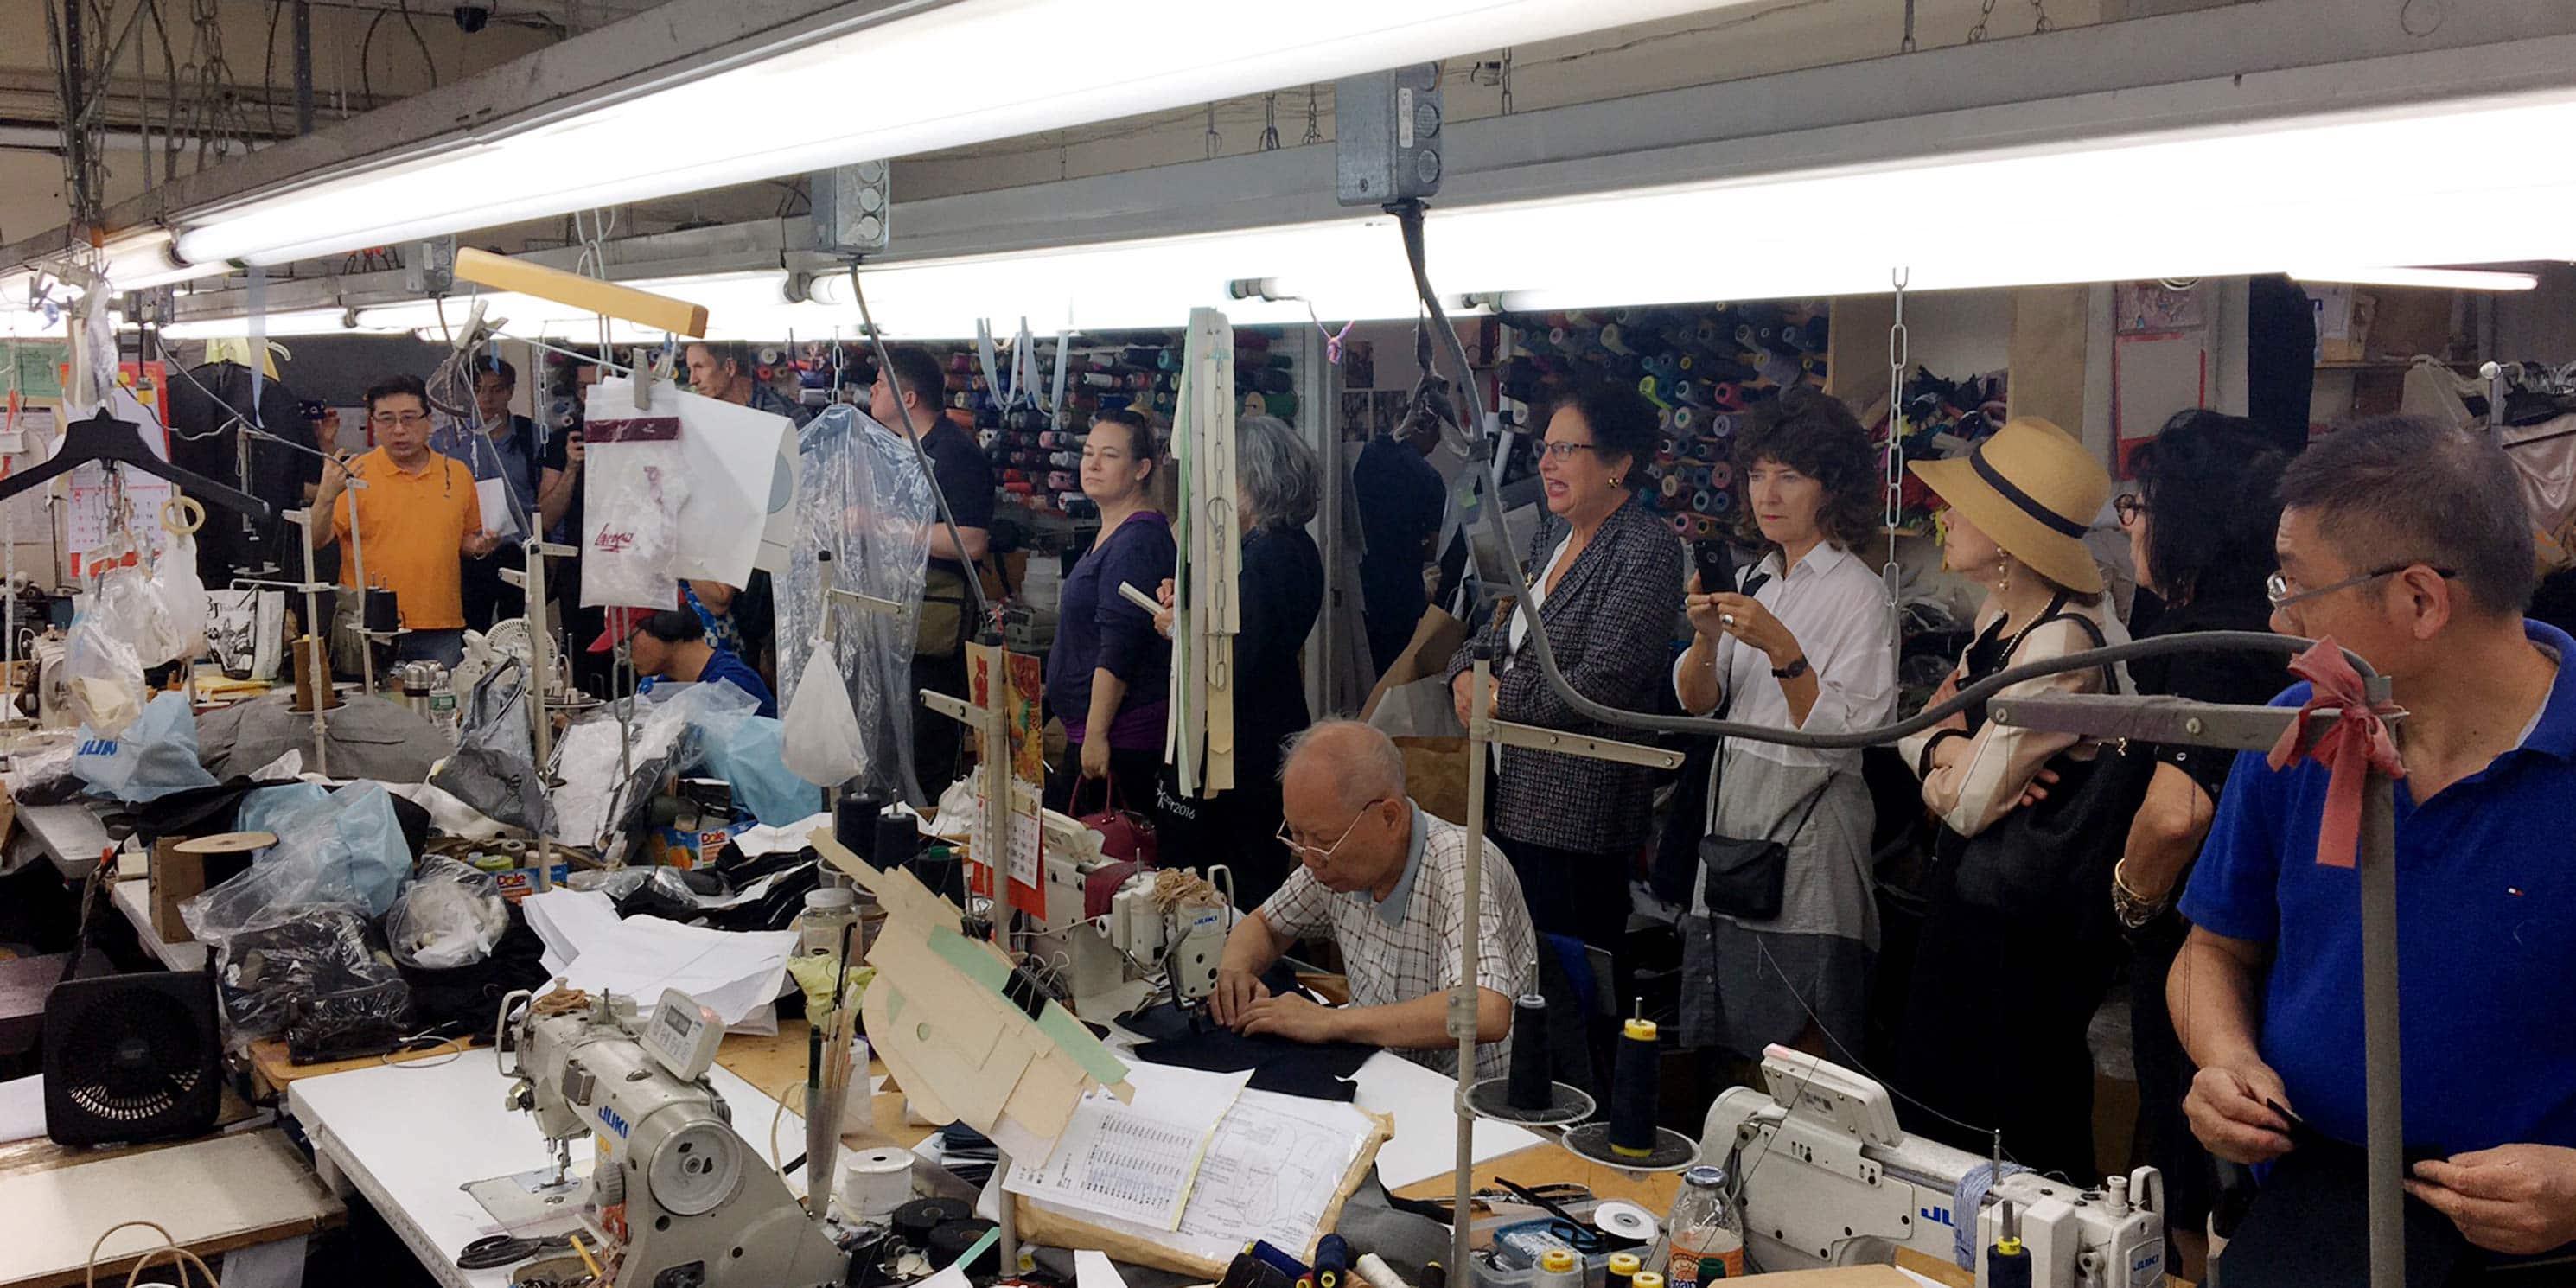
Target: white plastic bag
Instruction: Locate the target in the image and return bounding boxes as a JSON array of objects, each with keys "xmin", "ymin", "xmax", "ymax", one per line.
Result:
[
  {"xmin": 779, "ymin": 642, "xmax": 866, "ymax": 787},
  {"xmin": 63, "ymin": 596, "xmax": 148, "ymax": 736},
  {"xmin": 145, "ymin": 532, "xmax": 210, "ymax": 662},
  {"xmin": 386, "ymin": 857, "xmax": 509, "ymax": 969},
  {"xmin": 581, "ymin": 382, "xmax": 691, "ymax": 609}
]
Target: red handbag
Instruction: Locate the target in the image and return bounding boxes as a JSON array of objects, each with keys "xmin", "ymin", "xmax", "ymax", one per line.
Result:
[{"xmin": 1071, "ymin": 776, "xmax": 1158, "ymax": 870}]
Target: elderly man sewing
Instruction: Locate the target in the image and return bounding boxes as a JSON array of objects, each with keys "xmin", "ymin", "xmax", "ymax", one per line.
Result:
[{"xmin": 1208, "ymin": 720, "xmax": 1537, "ymax": 1081}]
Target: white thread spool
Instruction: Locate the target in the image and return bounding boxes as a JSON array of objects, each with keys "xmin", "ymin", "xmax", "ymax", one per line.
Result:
[{"xmin": 837, "ymin": 1146, "xmax": 914, "ymax": 1221}]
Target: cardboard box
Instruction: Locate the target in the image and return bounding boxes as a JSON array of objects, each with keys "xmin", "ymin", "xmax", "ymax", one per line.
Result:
[
  {"xmin": 492, "ymin": 864, "xmax": 571, "ymax": 902},
  {"xmin": 149, "ymin": 837, "xmax": 255, "ymax": 944}
]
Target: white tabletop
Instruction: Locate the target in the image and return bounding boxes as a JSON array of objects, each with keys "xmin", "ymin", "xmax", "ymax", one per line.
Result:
[
  {"xmin": 110, "ymin": 875, "xmax": 207, "ymax": 972},
  {"xmin": 0, "ymin": 1128, "xmax": 341, "ymax": 1288},
  {"xmin": 19, "ymin": 801, "xmax": 112, "ymax": 880},
  {"xmin": 288, "ymin": 1047, "xmax": 803, "ymax": 1288}
]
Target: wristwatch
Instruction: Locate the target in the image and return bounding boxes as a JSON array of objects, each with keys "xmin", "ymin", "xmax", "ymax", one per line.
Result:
[{"xmin": 1770, "ymin": 654, "xmax": 1811, "ymax": 680}]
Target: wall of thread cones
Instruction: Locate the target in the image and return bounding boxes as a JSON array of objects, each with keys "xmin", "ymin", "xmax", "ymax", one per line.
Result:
[
  {"xmin": 1496, "ymin": 301, "xmax": 1831, "ymax": 545},
  {"xmin": 904, "ymin": 329, "xmax": 1302, "ymax": 522},
  {"xmin": 725, "ymin": 331, "xmax": 1300, "ymax": 525}
]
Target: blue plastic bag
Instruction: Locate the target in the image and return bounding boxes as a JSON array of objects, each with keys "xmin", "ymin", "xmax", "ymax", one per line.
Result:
[
  {"xmin": 238, "ymin": 782, "xmax": 331, "ymax": 836},
  {"xmin": 181, "ymin": 781, "xmax": 415, "ymax": 940},
  {"xmin": 73, "ymin": 691, "xmax": 220, "ymax": 802},
  {"xmin": 697, "ymin": 706, "xmax": 823, "ymax": 827}
]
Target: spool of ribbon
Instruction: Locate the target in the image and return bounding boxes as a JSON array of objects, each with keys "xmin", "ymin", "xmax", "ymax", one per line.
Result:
[
  {"xmin": 1672, "ymin": 405, "xmax": 1699, "ymax": 432},
  {"xmin": 1708, "ymin": 461, "xmax": 1735, "ymax": 490},
  {"xmin": 2265, "ymin": 638, "xmax": 2407, "ymax": 868},
  {"xmin": 1669, "ymin": 513, "xmax": 1693, "ymax": 536},
  {"xmin": 1692, "ymin": 488, "xmax": 1717, "ymax": 513},
  {"xmin": 1660, "ymin": 475, "xmax": 1686, "ymax": 499},
  {"xmin": 1706, "ymin": 488, "xmax": 1736, "ymax": 515},
  {"xmin": 1705, "ymin": 413, "xmax": 1738, "ymax": 438}
]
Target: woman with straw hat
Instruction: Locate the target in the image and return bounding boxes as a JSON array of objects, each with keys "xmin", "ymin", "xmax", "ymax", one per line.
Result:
[{"xmin": 1892, "ymin": 415, "xmax": 2133, "ymax": 1183}]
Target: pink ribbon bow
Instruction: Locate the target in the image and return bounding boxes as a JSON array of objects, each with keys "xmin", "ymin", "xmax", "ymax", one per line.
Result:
[{"xmin": 2265, "ymin": 637, "xmax": 2407, "ymax": 868}]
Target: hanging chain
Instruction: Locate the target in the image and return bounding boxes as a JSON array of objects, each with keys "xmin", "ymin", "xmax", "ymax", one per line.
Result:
[
  {"xmin": 1901, "ymin": 0, "xmax": 1918, "ymax": 52},
  {"xmin": 2030, "ymin": 0, "xmax": 2052, "ymax": 33},
  {"xmin": 1968, "ymin": 0, "xmax": 1997, "ymax": 42},
  {"xmin": 1499, "ymin": 48, "xmax": 1515, "ymax": 116},
  {"xmin": 1204, "ymin": 103, "xmax": 1221, "ymax": 160},
  {"xmin": 1884, "ymin": 267, "xmax": 1911, "ymax": 633},
  {"xmin": 1259, "ymin": 93, "xmax": 1281, "ymax": 151},
  {"xmin": 1302, "ymin": 86, "xmax": 1323, "ymax": 145}
]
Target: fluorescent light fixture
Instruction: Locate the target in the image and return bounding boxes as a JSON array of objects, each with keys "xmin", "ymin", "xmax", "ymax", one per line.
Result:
[
  {"xmin": 351, "ymin": 272, "xmax": 798, "ymax": 335},
  {"xmin": 172, "ymin": 0, "xmax": 1751, "ymax": 267},
  {"xmin": 1451, "ymin": 93, "xmax": 2576, "ymax": 307},
  {"xmin": 2289, "ymin": 266, "xmax": 2541, "ymax": 291},
  {"xmin": 158, "ymin": 309, "xmax": 379, "ymax": 340}
]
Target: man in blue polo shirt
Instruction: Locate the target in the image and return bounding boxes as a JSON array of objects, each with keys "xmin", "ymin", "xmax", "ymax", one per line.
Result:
[
  {"xmin": 590, "ymin": 607, "xmax": 776, "ymax": 717},
  {"xmin": 2171, "ymin": 416, "xmax": 2576, "ymax": 1270}
]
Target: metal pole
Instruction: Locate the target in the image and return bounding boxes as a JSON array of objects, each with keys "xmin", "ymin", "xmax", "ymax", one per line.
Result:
[
  {"xmin": 291, "ymin": 0, "xmax": 315, "ymax": 136},
  {"xmin": 294, "ymin": 509, "xmax": 330, "ymax": 778},
  {"xmin": 347, "ymin": 475, "xmax": 376, "ymax": 697},
  {"xmin": 57, "ymin": 1, "xmax": 94, "ymax": 226},
  {"xmin": 1452, "ymin": 647, "xmax": 1493, "ymax": 1282},
  {"xmin": 2358, "ymin": 673, "xmax": 2404, "ymax": 1288}
]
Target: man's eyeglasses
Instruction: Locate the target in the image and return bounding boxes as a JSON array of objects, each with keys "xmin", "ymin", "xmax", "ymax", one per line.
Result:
[
  {"xmin": 1275, "ymin": 799, "xmax": 1391, "ymax": 863},
  {"xmin": 2266, "ymin": 563, "xmax": 2458, "ymax": 611},
  {"xmin": 2114, "ymin": 494, "xmax": 2147, "ymax": 527},
  {"xmin": 370, "ymin": 410, "xmax": 432, "ymax": 429}
]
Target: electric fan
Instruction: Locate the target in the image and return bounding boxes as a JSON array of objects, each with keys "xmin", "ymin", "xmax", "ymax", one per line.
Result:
[{"xmin": 42, "ymin": 970, "xmax": 223, "ymax": 1145}]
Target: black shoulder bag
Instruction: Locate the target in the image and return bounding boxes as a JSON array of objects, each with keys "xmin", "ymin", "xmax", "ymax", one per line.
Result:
[
  {"xmin": 1948, "ymin": 611, "xmax": 2152, "ymax": 946},
  {"xmin": 1698, "ymin": 744, "xmax": 1833, "ymax": 922}
]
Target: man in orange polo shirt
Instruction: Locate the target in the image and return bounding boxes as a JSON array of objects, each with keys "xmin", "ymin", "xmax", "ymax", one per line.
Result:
[{"xmin": 310, "ymin": 374, "xmax": 500, "ymax": 666}]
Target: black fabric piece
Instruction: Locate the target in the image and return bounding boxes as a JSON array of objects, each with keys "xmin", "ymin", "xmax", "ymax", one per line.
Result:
[
  {"xmin": 165, "ymin": 361, "xmax": 321, "ymax": 584},
  {"xmin": 1354, "ymin": 435, "xmax": 1445, "ymax": 675},
  {"xmin": 2217, "ymin": 1135, "xmax": 2480, "ymax": 1288},
  {"xmin": 399, "ymin": 905, "xmax": 552, "ymax": 1039},
  {"xmin": 1650, "ymin": 736, "xmax": 1720, "ymax": 908},
  {"xmin": 1125, "ymin": 997, "xmax": 1374, "ymax": 1102},
  {"xmin": 2245, "ymin": 275, "xmax": 2319, "ymax": 454}
]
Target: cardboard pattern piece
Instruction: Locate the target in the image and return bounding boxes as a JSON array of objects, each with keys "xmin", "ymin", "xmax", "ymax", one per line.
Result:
[{"xmin": 812, "ymin": 829, "xmax": 1132, "ymax": 1163}]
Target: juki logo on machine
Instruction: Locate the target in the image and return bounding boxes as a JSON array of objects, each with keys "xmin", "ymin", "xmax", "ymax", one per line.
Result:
[
  {"xmin": 597, "ymin": 1105, "xmax": 631, "ymax": 1138},
  {"xmin": 1921, "ymin": 1204, "xmax": 1954, "ymax": 1229}
]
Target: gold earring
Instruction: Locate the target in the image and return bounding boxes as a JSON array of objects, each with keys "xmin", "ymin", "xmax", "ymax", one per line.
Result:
[{"xmin": 1995, "ymin": 557, "xmax": 2014, "ymax": 595}]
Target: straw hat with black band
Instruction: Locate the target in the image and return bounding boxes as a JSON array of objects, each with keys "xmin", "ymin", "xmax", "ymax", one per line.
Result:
[{"xmin": 1907, "ymin": 416, "xmax": 2111, "ymax": 595}]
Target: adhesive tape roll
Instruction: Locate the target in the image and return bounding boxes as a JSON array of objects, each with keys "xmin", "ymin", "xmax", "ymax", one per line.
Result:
[
  {"xmin": 1594, "ymin": 1199, "xmax": 1660, "ymax": 1242},
  {"xmin": 838, "ymin": 1147, "xmax": 915, "ymax": 1221}
]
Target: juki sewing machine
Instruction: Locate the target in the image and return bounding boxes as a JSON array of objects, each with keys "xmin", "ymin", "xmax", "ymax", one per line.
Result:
[
  {"xmin": 497, "ymin": 987, "xmax": 847, "ymax": 1288},
  {"xmin": 1702, "ymin": 1045, "xmax": 2165, "ymax": 1288},
  {"xmin": 1019, "ymin": 808, "xmax": 1233, "ymax": 1020}
]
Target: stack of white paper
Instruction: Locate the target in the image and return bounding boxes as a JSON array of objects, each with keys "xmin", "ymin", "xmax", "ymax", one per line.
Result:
[
  {"xmin": 522, "ymin": 889, "xmax": 796, "ymax": 1027},
  {"xmin": 1003, "ymin": 1063, "xmax": 1251, "ymax": 1230}
]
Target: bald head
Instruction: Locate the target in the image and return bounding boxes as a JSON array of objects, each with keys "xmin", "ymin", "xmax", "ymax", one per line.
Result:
[
  {"xmin": 1281, "ymin": 720, "xmax": 1407, "ymax": 813},
  {"xmin": 1278, "ymin": 720, "xmax": 1412, "ymax": 896}
]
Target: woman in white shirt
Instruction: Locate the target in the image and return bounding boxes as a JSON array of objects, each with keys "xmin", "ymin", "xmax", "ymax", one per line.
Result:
[{"xmin": 1673, "ymin": 387, "xmax": 1897, "ymax": 1062}]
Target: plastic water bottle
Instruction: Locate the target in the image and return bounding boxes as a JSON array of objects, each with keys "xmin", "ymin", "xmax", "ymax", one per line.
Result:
[{"xmin": 1663, "ymin": 1165, "xmax": 1746, "ymax": 1285}]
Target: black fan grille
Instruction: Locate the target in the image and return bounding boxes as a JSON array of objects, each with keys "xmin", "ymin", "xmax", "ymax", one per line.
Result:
[{"xmin": 60, "ymin": 989, "xmax": 209, "ymax": 1123}]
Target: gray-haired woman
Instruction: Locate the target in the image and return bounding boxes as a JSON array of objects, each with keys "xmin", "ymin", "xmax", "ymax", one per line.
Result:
[{"xmin": 1149, "ymin": 415, "xmax": 1325, "ymax": 909}]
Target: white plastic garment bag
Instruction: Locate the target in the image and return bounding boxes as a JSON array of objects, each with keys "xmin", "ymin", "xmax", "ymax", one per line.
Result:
[
  {"xmin": 775, "ymin": 407, "xmax": 934, "ymax": 804},
  {"xmin": 580, "ymin": 379, "xmax": 691, "ymax": 608}
]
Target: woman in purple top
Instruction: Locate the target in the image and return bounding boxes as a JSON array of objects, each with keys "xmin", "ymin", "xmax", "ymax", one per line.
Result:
[{"xmin": 1044, "ymin": 408, "xmax": 1175, "ymax": 815}]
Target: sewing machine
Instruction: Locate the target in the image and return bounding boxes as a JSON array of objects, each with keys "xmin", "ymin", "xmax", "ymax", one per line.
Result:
[
  {"xmin": 1702, "ymin": 1045, "xmax": 2165, "ymax": 1288},
  {"xmin": 499, "ymin": 989, "xmax": 847, "ymax": 1288},
  {"xmin": 1020, "ymin": 808, "xmax": 1234, "ymax": 1019}
]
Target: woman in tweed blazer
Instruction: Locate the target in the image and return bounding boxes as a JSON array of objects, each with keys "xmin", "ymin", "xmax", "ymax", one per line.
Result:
[{"xmin": 1446, "ymin": 380, "xmax": 1686, "ymax": 949}]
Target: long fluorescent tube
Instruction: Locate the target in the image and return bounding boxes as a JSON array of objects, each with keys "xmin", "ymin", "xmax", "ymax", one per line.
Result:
[
  {"xmin": 2290, "ymin": 266, "xmax": 2541, "ymax": 291},
  {"xmin": 158, "ymin": 309, "xmax": 384, "ymax": 340},
  {"xmin": 172, "ymin": 0, "xmax": 1754, "ymax": 268},
  {"xmin": 1454, "ymin": 94, "xmax": 2576, "ymax": 307}
]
